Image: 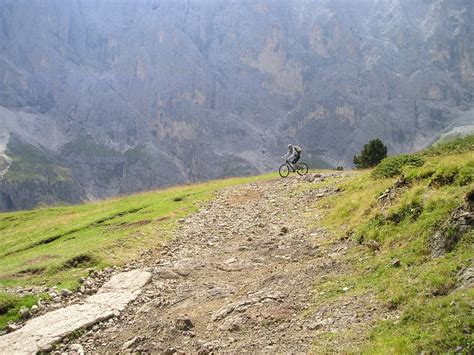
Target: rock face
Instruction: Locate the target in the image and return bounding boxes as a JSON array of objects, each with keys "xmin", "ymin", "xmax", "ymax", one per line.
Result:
[
  {"xmin": 429, "ymin": 189, "xmax": 474, "ymax": 258},
  {"xmin": 0, "ymin": 0, "xmax": 472, "ymax": 211}
]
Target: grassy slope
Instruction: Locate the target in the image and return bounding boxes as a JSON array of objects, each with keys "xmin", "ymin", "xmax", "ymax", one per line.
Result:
[
  {"xmin": 4, "ymin": 138, "xmax": 72, "ymax": 183},
  {"xmin": 0, "ymin": 173, "xmax": 276, "ymax": 329},
  {"xmin": 309, "ymin": 136, "xmax": 473, "ymax": 353}
]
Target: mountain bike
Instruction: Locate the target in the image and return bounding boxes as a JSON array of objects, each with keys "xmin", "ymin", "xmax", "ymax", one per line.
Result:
[{"xmin": 279, "ymin": 158, "xmax": 308, "ymax": 177}]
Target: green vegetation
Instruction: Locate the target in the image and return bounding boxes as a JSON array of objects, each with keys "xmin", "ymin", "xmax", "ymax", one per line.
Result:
[
  {"xmin": 353, "ymin": 138, "xmax": 388, "ymax": 169},
  {"xmin": 425, "ymin": 134, "xmax": 474, "ymax": 157},
  {"xmin": 0, "ymin": 173, "xmax": 276, "ymax": 328},
  {"xmin": 0, "ymin": 292, "xmax": 38, "ymax": 330},
  {"xmin": 61, "ymin": 136, "xmax": 122, "ymax": 158},
  {"xmin": 372, "ymin": 154, "xmax": 424, "ymax": 178},
  {"xmin": 0, "ymin": 173, "xmax": 276, "ymax": 289},
  {"xmin": 1, "ymin": 136, "xmax": 472, "ymax": 348},
  {"xmin": 434, "ymin": 128, "xmax": 474, "ymax": 146},
  {"xmin": 4, "ymin": 139, "xmax": 73, "ymax": 183},
  {"xmin": 311, "ymin": 136, "xmax": 474, "ymax": 353}
]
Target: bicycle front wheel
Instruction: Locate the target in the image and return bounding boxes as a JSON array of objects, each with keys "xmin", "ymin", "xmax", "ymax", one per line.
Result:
[
  {"xmin": 279, "ymin": 164, "xmax": 290, "ymax": 178},
  {"xmin": 296, "ymin": 162, "xmax": 308, "ymax": 176}
]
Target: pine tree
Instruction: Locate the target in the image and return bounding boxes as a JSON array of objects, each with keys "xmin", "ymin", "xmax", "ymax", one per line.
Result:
[{"xmin": 353, "ymin": 138, "xmax": 388, "ymax": 168}]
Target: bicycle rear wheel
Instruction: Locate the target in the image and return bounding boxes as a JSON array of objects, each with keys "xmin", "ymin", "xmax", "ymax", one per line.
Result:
[
  {"xmin": 279, "ymin": 164, "xmax": 290, "ymax": 178},
  {"xmin": 296, "ymin": 162, "xmax": 308, "ymax": 176}
]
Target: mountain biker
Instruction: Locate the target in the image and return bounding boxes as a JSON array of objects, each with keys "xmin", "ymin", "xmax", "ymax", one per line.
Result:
[{"xmin": 284, "ymin": 144, "xmax": 303, "ymax": 170}]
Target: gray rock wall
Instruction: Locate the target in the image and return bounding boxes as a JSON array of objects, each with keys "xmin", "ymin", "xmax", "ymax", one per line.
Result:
[{"xmin": 0, "ymin": 0, "xmax": 472, "ymax": 210}]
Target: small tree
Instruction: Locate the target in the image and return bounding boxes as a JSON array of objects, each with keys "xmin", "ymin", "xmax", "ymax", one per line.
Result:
[{"xmin": 353, "ymin": 138, "xmax": 388, "ymax": 169}]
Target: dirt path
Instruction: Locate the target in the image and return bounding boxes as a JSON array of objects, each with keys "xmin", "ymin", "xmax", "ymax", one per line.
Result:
[{"xmin": 55, "ymin": 174, "xmax": 387, "ymax": 353}]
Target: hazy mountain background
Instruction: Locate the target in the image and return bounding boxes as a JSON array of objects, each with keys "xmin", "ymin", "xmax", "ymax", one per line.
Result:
[{"xmin": 0, "ymin": 0, "xmax": 472, "ymax": 211}]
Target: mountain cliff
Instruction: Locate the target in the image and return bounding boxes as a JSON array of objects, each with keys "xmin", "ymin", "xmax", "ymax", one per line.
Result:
[{"xmin": 0, "ymin": 0, "xmax": 472, "ymax": 210}]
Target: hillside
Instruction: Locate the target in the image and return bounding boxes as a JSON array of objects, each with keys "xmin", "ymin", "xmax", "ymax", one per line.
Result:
[
  {"xmin": 0, "ymin": 136, "xmax": 473, "ymax": 353},
  {"xmin": 1, "ymin": 0, "xmax": 473, "ymax": 211}
]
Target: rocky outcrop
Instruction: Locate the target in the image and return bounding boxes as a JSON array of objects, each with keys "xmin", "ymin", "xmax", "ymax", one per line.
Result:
[
  {"xmin": 0, "ymin": 0, "xmax": 472, "ymax": 210},
  {"xmin": 0, "ymin": 136, "xmax": 85, "ymax": 211},
  {"xmin": 0, "ymin": 178, "xmax": 84, "ymax": 211},
  {"xmin": 429, "ymin": 189, "xmax": 474, "ymax": 258}
]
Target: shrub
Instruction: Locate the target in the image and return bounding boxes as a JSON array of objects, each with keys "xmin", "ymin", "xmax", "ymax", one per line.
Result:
[
  {"xmin": 372, "ymin": 154, "xmax": 425, "ymax": 178},
  {"xmin": 457, "ymin": 164, "xmax": 474, "ymax": 186},
  {"xmin": 429, "ymin": 166, "xmax": 459, "ymax": 187},
  {"xmin": 429, "ymin": 164, "xmax": 474, "ymax": 187},
  {"xmin": 353, "ymin": 138, "xmax": 388, "ymax": 169}
]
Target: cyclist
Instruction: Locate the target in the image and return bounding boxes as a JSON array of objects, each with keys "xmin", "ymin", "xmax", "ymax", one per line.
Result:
[{"xmin": 283, "ymin": 144, "xmax": 303, "ymax": 170}]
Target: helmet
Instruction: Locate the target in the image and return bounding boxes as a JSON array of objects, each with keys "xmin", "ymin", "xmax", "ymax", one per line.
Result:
[{"xmin": 288, "ymin": 144, "xmax": 293, "ymax": 148}]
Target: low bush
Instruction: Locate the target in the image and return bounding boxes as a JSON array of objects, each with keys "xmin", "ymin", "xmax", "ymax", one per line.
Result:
[{"xmin": 372, "ymin": 154, "xmax": 425, "ymax": 178}]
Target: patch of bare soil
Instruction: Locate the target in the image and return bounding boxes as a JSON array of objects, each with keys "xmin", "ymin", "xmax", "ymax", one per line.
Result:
[{"xmin": 26, "ymin": 254, "xmax": 58, "ymax": 265}]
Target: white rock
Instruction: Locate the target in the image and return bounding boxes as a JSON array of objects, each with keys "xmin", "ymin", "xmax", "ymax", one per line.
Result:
[
  {"xmin": 0, "ymin": 269, "xmax": 151, "ymax": 354},
  {"xmin": 69, "ymin": 343, "xmax": 84, "ymax": 355}
]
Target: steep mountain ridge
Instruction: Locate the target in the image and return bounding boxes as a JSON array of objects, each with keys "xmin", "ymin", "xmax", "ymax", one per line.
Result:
[{"xmin": 0, "ymin": 0, "xmax": 472, "ymax": 210}]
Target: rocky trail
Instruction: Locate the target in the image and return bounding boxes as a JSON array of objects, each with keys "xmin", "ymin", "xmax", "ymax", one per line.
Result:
[{"xmin": 1, "ymin": 174, "xmax": 390, "ymax": 353}]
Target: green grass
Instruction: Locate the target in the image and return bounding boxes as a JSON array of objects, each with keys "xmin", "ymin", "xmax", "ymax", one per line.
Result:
[
  {"xmin": 0, "ymin": 173, "xmax": 276, "ymax": 289},
  {"xmin": 310, "ymin": 136, "xmax": 474, "ymax": 353},
  {"xmin": 403, "ymin": 152, "xmax": 474, "ymax": 187},
  {"xmin": 4, "ymin": 138, "xmax": 73, "ymax": 183},
  {"xmin": 0, "ymin": 292, "xmax": 38, "ymax": 330},
  {"xmin": 364, "ymin": 287, "xmax": 474, "ymax": 353},
  {"xmin": 424, "ymin": 134, "xmax": 474, "ymax": 157}
]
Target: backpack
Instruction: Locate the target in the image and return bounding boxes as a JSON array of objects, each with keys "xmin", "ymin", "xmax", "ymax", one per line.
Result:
[{"xmin": 294, "ymin": 146, "xmax": 303, "ymax": 153}]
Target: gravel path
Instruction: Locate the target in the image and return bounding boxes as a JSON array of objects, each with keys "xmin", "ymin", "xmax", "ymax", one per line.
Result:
[
  {"xmin": 69, "ymin": 174, "xmax": 377, "ymax": 353},
  {"xmin": 4, "ymin": 173, "xmax": 391, "ymax": 354}
]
